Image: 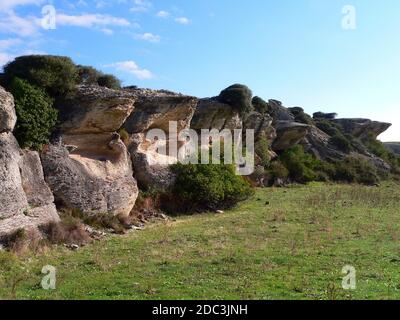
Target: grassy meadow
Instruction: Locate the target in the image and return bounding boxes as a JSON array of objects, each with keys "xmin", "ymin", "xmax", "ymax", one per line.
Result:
[{"xmin": 1, "ymin": 182, "xmax": 400, "ymax": 300}]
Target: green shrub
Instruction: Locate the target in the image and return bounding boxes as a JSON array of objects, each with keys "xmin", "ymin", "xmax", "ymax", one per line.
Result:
[
  {"xmin": 333, "ymin": 155, "xmax": 379, "ymax": 185},
  {"xmin": 267, "ymin": 161, "xmax": 289, "ymax": 180},
  {"xmin": 9, "ymin": 78, "xmax": 58, "ymax": 150},
  {"xmin": 255, "ymin": 135, "xmax": 270, "ymax": 167},
  {"xmin": 97, "ymin": 74, "xmax": 121, "ymax": 90},
  {"xmin": 330, "ymin": 134, "xmax": 353, "ymax": 153},
  {"xmin": 313, "ymin": 112, "xmax": 338, "ymax": 120},
  {"xmin": 170, "ymin": 163, "xmax": 254, "ymax": 213},
  {"xmin": 278, "ymin": 145, "xmax": 318, "ymax": 183},
  {"xmin": 218, "ymin": 84, "xmax": 253, "ymax": 115},
  {"xmin": 252, "ymin": 96, "xmax": 269, "ymax": 114},
  {"xmin": 363, "ymin": 133, "xmax": 398, "ymax": 168},
  {"xmin": 3, "ymin": 55, "xmax": 78, "ymax": 97},
  {"xmin": 288, "ymin": 107, "xmax": 314, "ymax": 125},
  {"xmin": 77, "ymin": 65, "xmax": 103, "ymax": 85}
]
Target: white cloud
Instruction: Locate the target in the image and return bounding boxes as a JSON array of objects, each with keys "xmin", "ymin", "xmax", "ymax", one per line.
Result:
[
  {"xmin": 0, "ymin": 38, "xmax": 22, "ymax": 50},
  {"xmin": 0, "ymin": 11, "xmax": 39, "ymax": 37},
  {"xmin": 56, "ymin": 13, "xmax": 130, "ymax": 28},
  {"xmin": 134, "ymin": 32, "xmax": 160, "ymax": 43},
  {"xmin": 0, "ymin": 0, "xmax": 44, "ymax": 11},
  {"xmin": 156, "ymin": 10, "xmax": 169, "ymax": 18},
  {"xmin": 105, "ymin": 60, "xmax": 153, "ymax": 80},
  {"xmin": 101, "ymin": 28, "xmax": 113, "ymax": 35},
  {"xmin": 130, "ymin": 0, "xmax": 151, "ymax": 13},
  {"xmin": 175, "ymin": 17, "xmax": 190, "ymax": 25}
]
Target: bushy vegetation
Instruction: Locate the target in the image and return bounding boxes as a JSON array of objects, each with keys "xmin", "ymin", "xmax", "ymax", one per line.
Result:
[
  {"xmin": 2, "ymin": 55, "xmax": 122, "ymax": 99},
  {"xmin": 288, "ymin": 107, "xmax": 314, "ymax": 125},
  {"xmin": 313, "ymin": 112, "xmax": 338, "ymax": 120},
  {"xmin": 3, "ymin": 55, "xmax": 78, "ymax": 98},
  {"xmin": 363, "ymin": 133, "xmax": 400, "ymax": 169},
  {"xmin": 169, "ymin": 163, "xmax": 254, "ymax": 213},
  {"xmin": 278, "ymin": 145, "xmax": 319, "ymax": 183},
  {"xmin": 218, "ymin": 84, "xmax": 253, "ymax": 115},
  {"xmin": 252, "ymin": 96, "xmax": 269, "ymax": 114},
  {"xmin": 9, "ymin": 78, "xmax": 58, "ymax": 150},
  {"xmin": 333, "ymin": 155, "xmax": 379, "ymax": 185}
]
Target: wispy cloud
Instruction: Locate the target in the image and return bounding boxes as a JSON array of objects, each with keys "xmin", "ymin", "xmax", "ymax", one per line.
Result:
[
  {"xmin": 56, "ymin": 13, "xmax": 130, "ymax": 28},
  {"xmin": 101, "ymin": 28, "xmax": 113, "ymax": 35},
  {"xmin": 0, "ymin": 11, "xmax": 40, "ymax": 37},
  {"xmin": 130, "ymin": 0, "xmax": 152, "ymax": 13},
  {"xmin": 105, "ymin": 60, "xmax": 153, "ymax": 80},
  {"xmin": 0, "ymin": 38, "xmax": 22, "ymax": 50},
  {"xmin": 156, "ymin": 10, "xmax": 169, "ymax": 18},
  {"xmin": 134, "ymin": 32, "xmax": 160, "ymax": 43},
  {"xmin": 175, "ymin": 17, "xmax": 190, "ymax": 25},
  {"xmin": 0, "ymin": 0, "xmax": 44, "ymax": 12}
]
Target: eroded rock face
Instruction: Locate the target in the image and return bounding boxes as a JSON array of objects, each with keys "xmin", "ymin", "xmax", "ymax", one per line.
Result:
[
  {"xmin": 301, "ymin": 126, "xmax": 345, "ymax": 161},
  {"xmin": 41, "ymin": 143, "xmax": 138, "ymax": 217},
  {"xmin": 0, "ymin": 86, "xmax": 58, "ymax": 237},
  {"xmin": 42, "ymin": 85, "xmax": 138, "ymax": 217},
  {"xmin": 272, "ymin": 121, "xmax": 311, "ymax": 151},
  {"xmin": 0, "ymin": 86, "xmax": 16, "ymax": 132},
  {"xmin": 123, "ymin": 88, "xmax": 197, "ymax": 190},
  {"xmin": 191, "ymin": 99, "xmax": 242, "ymax": 131},
  {"xmin": 333, "ymin": 118, "xmax": 392, "ymax": 140}
]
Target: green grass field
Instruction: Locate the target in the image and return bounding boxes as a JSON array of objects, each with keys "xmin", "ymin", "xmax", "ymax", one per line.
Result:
[{"xmin": 1, "ymin": 182, "xmax": 400, "ymax": 300}]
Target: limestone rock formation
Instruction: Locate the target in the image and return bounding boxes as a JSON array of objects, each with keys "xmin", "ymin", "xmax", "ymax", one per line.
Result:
[
  {"xmin": 123, "ymin": 88, "xmax": 197, "ymax": 190},
  {"xmin": 0, "ymin": 86, "xmax": 58, "ymax": 237},
  {"xmin": 42, "ymin": 85, "xmax": 138, "ymax": 217},
  {"xmin": 0, "ymin": 87, "xmax": 16, "ymax": 132},
  {"xmin": 332, "ymin": 118, "xmax": 392, "ymax": 140},
  {"xmin": 272, "ymin": 121, "xmax": 311, "ymax": 151}
]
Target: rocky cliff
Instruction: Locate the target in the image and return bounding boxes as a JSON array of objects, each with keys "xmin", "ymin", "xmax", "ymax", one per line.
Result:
[
  {"xmin": 0, "ymin": 86, "xmax": 59, "ymax": 237},
  {"xmin": 0, "ymin": 83, "xmax": 395, "ymax": 237}
]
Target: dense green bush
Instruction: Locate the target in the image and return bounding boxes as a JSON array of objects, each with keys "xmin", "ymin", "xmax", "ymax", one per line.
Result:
[
  {"xmin": 3, "ymin": 55, "xmax": 78, "ymax": 97},
  {"xmin": 288, "ymin": 107, "xmax": 314, "ymax": 125},
  {"xmin": 77, "ymin": 65, "xmax": 102, "ymax": 85},
  {"xmin": 218, "ymin": 84, "xmax": 253, "ymax": 115},
  {"xmin": 267, "ymin": 161, "xmax": 289, "ymax": 180},
  {"xmin": 278, "ymin": 145, "xmax": 319, "ymax": 183},
  {"xmin": 97, "ymin": 74, "xmax": 121, "ymax": 90},
  {"xmin": 170, "ymin": 163, "xmax": 254, "ymax": 212},
  {"xmin": 330, "ymin": 134, "xmax": 353, "ymax": 153},
  {"xmin": 333, "ymin": 155, "xmax": 379, "ymax": 185},
  {"xmin": 313, "ymin": 112, "xmax": 338, "ymax": 120},
  {"xmin": 9, "ymin": 78, "xmax": 58, "ymax": 150},
  {"xmin": 363, "ymin": 133, "xmax": 399, "ymax": 168},
  {"xmin": 255, "ymin": 135, "xmax": 270, "ymax": 167},
  {"xmin": 252, "ymin": 96, "xmax": 269, "ymax": 114}
]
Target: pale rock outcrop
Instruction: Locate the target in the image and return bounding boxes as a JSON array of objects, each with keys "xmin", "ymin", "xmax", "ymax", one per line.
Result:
[
  {"xmin": 272, "ymin": 121, "xmax": 311, "ymax": 151},
  {"xmin": 268, "ymin": 99, "xmax": 295, "ymax": 123},
  {"xmin": 122, "ymin": 88, "xmax": 197, "ymax": 190},
  {"xmin": 191, "ymin": 99, "xmax": 242, "ymax": 131},
  {"xmin": 0, "ymin": 86, "xmax": 58, "ymax": 237},
  {"xmin": 42, "ymin": 85, "xmax": 138, "ymax": 217},
  {"xmin": 0, "ymin": 87, "xmax": 16, "ymax": 132},
  {"xmin": 332, "ymin": 118, "xmax": 392, "ymax": 140},
  {"xmin": 301, "ymin": 126, "xmax": 345, "ymax": 161}
]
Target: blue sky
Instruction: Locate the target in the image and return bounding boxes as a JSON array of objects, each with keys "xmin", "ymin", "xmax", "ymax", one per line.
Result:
[{"xmin": 1, "ymin": 0, "xmax": 400, "ymax": 141}]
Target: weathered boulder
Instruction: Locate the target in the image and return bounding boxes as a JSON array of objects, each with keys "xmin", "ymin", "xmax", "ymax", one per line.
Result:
[
  {"xmin": 41, "ymin": 143, "xmax": 138, "ymax": 217},
  {"xmin": 301, "ymin": 126, "xmax": 345, "ymax": 161},
  {"xmin": 268, "ymin": 100, "xmax": 295, "ymax": 123},
  {"xmin": 332, "ymin": 118, "xmax": 392, "ymax": 140},
  {"xmin": 0, "ymin": 86, "xmax": 16, "ymax": 132},
  {"xmin": 272, "ymin": 121, "xmax": 311, "ymax": 151},
  {"xmin": 191, "ymin": 98, "xmax": 242, "ymax": 131},
  {"xmin": 123, "ymin": 88, "xmax": 198, "ymax": 190},
  {"xmin": 42, "ymin": 85, "xmax": 138, "ymax": 217},
  {"xmin": 0, "ymin": 86, "xmax": 58, "ymax": 237}
]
